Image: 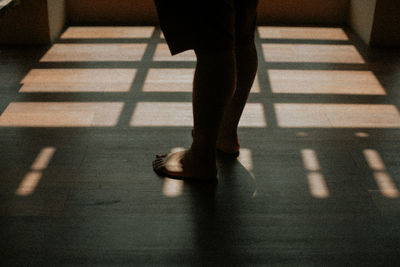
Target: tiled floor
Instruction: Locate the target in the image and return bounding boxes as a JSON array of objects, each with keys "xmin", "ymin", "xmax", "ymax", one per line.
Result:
[{"xmin": 1, "ymin": 26, "xmax": 400, "ymax": 266}]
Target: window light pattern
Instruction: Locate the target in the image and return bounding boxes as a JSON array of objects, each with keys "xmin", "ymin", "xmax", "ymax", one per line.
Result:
[{"xmin": 1, "ymin": 26, "xmax": 398, "ymax": 202}]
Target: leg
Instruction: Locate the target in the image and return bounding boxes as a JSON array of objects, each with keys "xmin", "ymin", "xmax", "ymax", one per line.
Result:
[
  {"xmin": 217, "ymin": 42, "xmax": 258, "ymax": 154},
  {"xmin": 153, "ymin": 49, "xmax": 237, "ymax": 180}
]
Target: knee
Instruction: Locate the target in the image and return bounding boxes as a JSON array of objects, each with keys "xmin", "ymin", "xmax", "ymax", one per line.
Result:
[
  {"xmin": 235, "ymin": 42, "xmax": 257, "ymax": 56},
  {"xmin": 194, "ymin": 48, "xmax": 235, "ymax": 65}
]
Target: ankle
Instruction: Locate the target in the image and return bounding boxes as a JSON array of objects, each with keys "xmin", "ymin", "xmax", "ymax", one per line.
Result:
[
  {"xmin": 218, "ymin": 132, "xmax": 237, "ymax": 139},
  {"xmin": 216, "ymin": 134, "xmax": 240, "ymax": 153},
  {"xmin": 188, "ymin": 145, "xmax": 216, "ymax": 163}
]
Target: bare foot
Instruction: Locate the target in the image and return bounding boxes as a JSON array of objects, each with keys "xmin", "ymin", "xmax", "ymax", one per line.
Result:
[{"xmin": 152, "ymin": 150, "xmax": 217, "ymax": 181}]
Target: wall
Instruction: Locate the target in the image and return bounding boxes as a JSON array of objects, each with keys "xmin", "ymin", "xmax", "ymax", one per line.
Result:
[
  {"xmin": 2, "ymin": 0, "xmax": 398, "ymax": 46},
  {"xmin": 348, "ymin": 0, "xmax": 400, "ymax": 47},
  {"xmin": 0, "ymin": 0, "xmax": 351, "ymax": 45},
  {"xmin": 0, "ymin": 0, "xmax": 66, "ymax": 45},
  {"xmin": 370, "ymin": 0, "xmax": 400, "ymax": 47},
  {"xmin": 47, "ymin": 0, "xmax": 66, "ymax": 42},
  {"xmin": 348, "ymin": 0, "xmax": 377, "ymax": 45},
  {"xmin": 257, "ymin": 0, "xmax": 349, "ymax": 25},
  {"xmin": 67, "ymin": 0, "xmax": 350, "ymax": 25},
  {"xmin": 0, "ymin": 0, "xmax": 50, "ymax": 44},
  {"xmin": 67, "ymin": 0, "xmax": 158, "ymax": 25}
]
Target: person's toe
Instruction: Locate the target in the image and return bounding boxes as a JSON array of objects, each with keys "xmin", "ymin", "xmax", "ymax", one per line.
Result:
[
  {"xmin": 152, "ymin": 159, "xmax": 164, "ymax": 169},
  {"xmin": 153, "ymin": 162, "xmax": 164, "ymax": 171},
  {"xmin": 154, "ymin": 164, "xmax": 167, "ymax": 176}
]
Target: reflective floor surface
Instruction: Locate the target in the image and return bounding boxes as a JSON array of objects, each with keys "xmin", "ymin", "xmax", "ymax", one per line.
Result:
[{"xmin": 1, "ymin": 26, "xmax": 400, "ymax": 266}]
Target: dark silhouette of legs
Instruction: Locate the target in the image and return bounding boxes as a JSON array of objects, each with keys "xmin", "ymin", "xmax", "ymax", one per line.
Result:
[
  {"xmin": 217, "ymin": 43, "xmax": 258, "ymax": 155},
  {"xmin": 153, "ymin": 49, "xmax": 237, "ymax": 180}
]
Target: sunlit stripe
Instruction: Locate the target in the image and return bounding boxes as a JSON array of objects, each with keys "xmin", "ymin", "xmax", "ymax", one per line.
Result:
[
  {"xmin": 262, "ymin": 44, "xmax": 365, "ymax": 63},
  {"xmin": 307, "ymin": 172, "xmax": 330, "ymax": 199},
  {"xmin": 238, "ymin": 148, "xmax": 253, "ymax": 171},
  {"xmin": 15, "ymin": 171, "xmax": 42, "ymax": 196},
  {"xmin": 258, "ymin": 26, "xmax": 349, "ymax": 40},
  {"xmin": 0, "ymin": 102, "xmax": 124, "ymax": 127},
  {"xmin": 373, "ymin": 172, "xmax": 400, "ymax": 199},
  {"xmin": 143, "ymin": 69, "xmax": 260, "ymax": 93},
  {"xmin": 61, "ymin": 26, "xmax": 155, "ymax": 39},
  {"xmin": 162, "ymin": 178, "xmax": 184, "ymax": 198},
  {"xmin": 355, "ymin": 132, "xmax": 369, "ymax": 138},
  {"xmin": 16, "ymin": 147, "xmax": 56, "ymax": 196},
  {"xmin": 153, "ymin": 44, "xmax": 196, "ymax": 61},
  {"xmin": 363, "ymin": 149, "xmax": 386, "ymax": 171},
  {"xmin": 301, "ymin": 149, "xmax": 329, "ymax": 198},
  {"xmin": 130, "ymin": 102, "xmax": 267, "ymax": 127},
  {"xmin": 268, "ymin": 70, "xmax": 386, "ymax": 95},
  {"xmin": 274, "ymin": 104, "xmax": 400, "ymax": 128},
  {"xmin": 160, "ymin": 147, "xmax": 186, "ymax": 198},
  {"xmin": 363, "ymin": 149, "xmax": 399, "ymax": 198},
  {"xmin": 296, "ymin": 131, "xmax": 309, "ymax": 137},
  {"xmin": 40, "ymin": 44, "xmax": 147, "ymax": 62},
  {"xmin": 20, "ymin": 69, "xmax": 137, "ymax": 93},
  {"xmin": 301, "ymin": 149, "xmax": 320, "ymax": 171},
  {"xmin": 143, "ymin": 69, "xmax": 195, "ymax": 92},
  {"xmin": 31, "ymin": 147, "xmax": 56, "ymax": 171}
]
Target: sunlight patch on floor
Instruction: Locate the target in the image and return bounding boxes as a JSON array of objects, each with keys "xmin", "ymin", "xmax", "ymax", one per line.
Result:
[
  {"xmin": 61, "ymin": 26, "xmax": 155, "ymax": 39},
  {"xmin": 162, "ymin": 178, "xmax": 184, "ymax": 198},
  {"xmin": 20, "ymin": 69, "xmax": 137, "ymax": 92},
  {"xmin": 364, "ymin": 149, "xmax": 386, "ymax": 171},
  {"xmin": 262, "ymin": 44, "xmax": 365, "ymax": 63},
  {"xmin": 363, "ymin": 149, "xmax": 399, "ymax": 198},
  {"xmin": 268, "ymin": 70, "xmax": 385, "ymax": 95},
  {"xmin": 153, "ymin": 44, "xmax": 196, "ymax": 61},
  {"xmin": 0, "ymin": 102, "xmax": 124, "ymax": 127},
  {"xmin": 130, "ymin": 102, "xmax": 193, "ymax": 126},
  {"xmin": 40, "ymin": 44, "xmax": 147, "ymax": 62},
  {"xmin": 15, "ymin": 172, "xmax": 42, "ymax": 197},
  {"xmin": 16, "ymin": 147, "xmax": 56, "ymax": 196},
  {"xmin": 31, "ymin": 147, "xmax": 56, "ymax": 171},
  {"xmin": 143, "ymin": 68, "xmax": 260, "ymax": 93},
  {"xmin": 301, "ymin": 149, "xmax": 329, "ymax": 199},
  {"xmin": 130, "ymin": 102, "xmax": 266, "ymax": 127},
  {"xmin": 258, "ymin": 26, "xmax": 349, "ymax": 40},
  {"xmin": 355, "ymin": 132, "xmax": 370, "ymax": 138},
  {"xmin": 162, "ymin": 147, "xmax": 186, "ymax": 198},
  {"xmin": 238, "ymin": 148, "xmax": 253, "ymax": 171},
  {"xmin": 275, "ymin": 104, "xmax": 400, "ymax": 128},
  {"xmin": 143, "ymin": 69, "xmax": 195, "ymax": 92},
  {"xmin": 306, "ymin": 172, "xmax": 329, "ymax": 199},
  {"xmin": 301, "ymin": 149, "xmax": 320, "ymax": 172}
]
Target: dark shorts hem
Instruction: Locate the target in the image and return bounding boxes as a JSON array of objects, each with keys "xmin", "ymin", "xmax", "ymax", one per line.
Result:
[{"xmin": 155, "ymin": 0, "xmax": 258, "ymax": 55}]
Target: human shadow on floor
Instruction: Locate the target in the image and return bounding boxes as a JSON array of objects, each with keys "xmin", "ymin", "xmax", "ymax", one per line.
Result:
[{"xmin": 183, "ymin": 156, "xmax": 256, "ymax": 266}]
